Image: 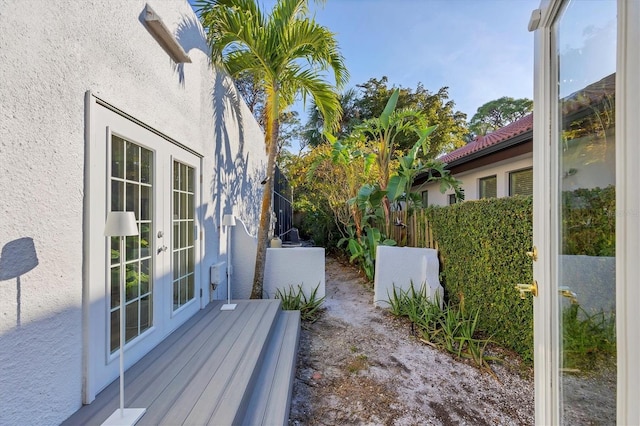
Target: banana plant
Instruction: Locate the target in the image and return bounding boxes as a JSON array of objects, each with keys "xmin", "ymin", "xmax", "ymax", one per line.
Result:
[{"xmin": 386, "ymin": 138, "xmax": 464, "ymax": 208}]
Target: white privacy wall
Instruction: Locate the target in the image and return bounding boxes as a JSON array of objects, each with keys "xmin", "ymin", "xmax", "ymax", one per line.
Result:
[
  {"xmin": 374, "ymin": 246, "xmax": 442, "ymax": 308},
  {"xmin": 0, "ymin": 1, "xmax": 265, "ymax": 424}
]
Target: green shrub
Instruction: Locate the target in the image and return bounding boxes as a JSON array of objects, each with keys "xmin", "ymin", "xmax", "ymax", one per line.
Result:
[
  {"xmin": 423, "ymin": 188, "xmax": 616, "ymax": 363},
  {"xmin": 427, "ymin": 196, "xmax": 535, "ymax": 361},
  {"xmin": 562, "ymin": 185, "xmax": 615, "ymax": 256},
  {"xmin": 275, "ymin": 283, "xmax": 326, "ymax": 323}
]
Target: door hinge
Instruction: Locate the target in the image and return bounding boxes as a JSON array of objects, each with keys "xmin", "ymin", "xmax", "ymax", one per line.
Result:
[{"xmin": 200, "ymin": 288, "xmax": 203, "ymax": 298}]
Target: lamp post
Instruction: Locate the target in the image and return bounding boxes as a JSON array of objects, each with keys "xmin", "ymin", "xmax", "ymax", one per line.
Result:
[
  {"xmin": 221, "ymin": 214, "xmax": 237, "ymax": 311},
  {"xmin": 103, "ymin": 211, "xmax": 146, "ymax": 426}
]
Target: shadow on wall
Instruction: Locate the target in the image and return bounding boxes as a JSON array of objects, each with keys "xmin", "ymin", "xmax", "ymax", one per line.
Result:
[
  {"xmin": 0, "ymin": 237, "xmax": 39, "ymax": 328},
  {"xmin": 137, "ymin": 8, "xmax": 211, "ymax": 86},
  {"xmin": 210, "ymin": 70, "xmax": 265, "ymax": 234},
  {"xmin": 174, "ymin": 14, "xmax": 211, "ymax": 85}
]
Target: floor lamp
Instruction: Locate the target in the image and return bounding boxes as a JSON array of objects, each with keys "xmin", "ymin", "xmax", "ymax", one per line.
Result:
[
  {"xmin": 103, "ymin": 211, "xmax": 146, "ymax": 426},
  {"xmin": 221, "ymin": 214, "xmax": 237, "ymax": 311}
]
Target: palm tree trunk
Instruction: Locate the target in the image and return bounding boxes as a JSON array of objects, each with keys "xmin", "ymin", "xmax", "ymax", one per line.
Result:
[{"xmin": 250, "ymin": 120, "xmax": 279, "ymax": 299}]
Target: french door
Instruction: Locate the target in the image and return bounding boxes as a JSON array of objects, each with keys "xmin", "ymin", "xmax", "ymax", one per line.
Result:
[
  {"xmin": 533, "ymin": 0, "xmax": 640, "ymax": 423},
  {"xmin": 85, "ymin": 98, "xmax": 202, "ymax": 402}
]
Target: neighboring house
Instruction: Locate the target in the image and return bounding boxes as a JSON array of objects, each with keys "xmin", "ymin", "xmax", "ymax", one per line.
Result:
[
  {"xmin": 413, "ymin": 113, "xmax": 533, "ymax": 206},
  {"xmin": 0, "ymin": 1, "xmax": 266, "ymax": 424}
]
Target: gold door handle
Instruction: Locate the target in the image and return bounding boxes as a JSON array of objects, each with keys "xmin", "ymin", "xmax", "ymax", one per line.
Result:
[
  {"xmin": 526, "ymin": 246, "xmax": 538, "ymax": 262},
  {"xmin": 515, "ymin": 281, "xmax": 538, "ymax": 299},
  {"xmin": 559, "ymin": 287, "xmax": 578, "ymax": 304}
]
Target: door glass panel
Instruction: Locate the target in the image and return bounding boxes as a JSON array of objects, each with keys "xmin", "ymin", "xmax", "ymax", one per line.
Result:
[
  {"xmin": 109, "ymin": 136, "xmax": 154, "ymax": 352},
  {"xmin": 555, "ymin": 1, "xmax": 616, "ymax": 423},
  {"xmin": 172, "ymin": 161, "xmax": 196, "ymax": 311}
]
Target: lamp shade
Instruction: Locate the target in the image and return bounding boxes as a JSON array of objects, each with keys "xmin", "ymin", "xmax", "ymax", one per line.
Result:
[
  {"xmin": 221, "ymin": 214, "xmax": 236, "ymax": 227},
  {"xmin": 104, "ymin": 211, "xmax": 139, "ymax": 237}
]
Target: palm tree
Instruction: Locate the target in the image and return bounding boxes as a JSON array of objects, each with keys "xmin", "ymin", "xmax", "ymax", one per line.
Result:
[
  {"xmin": 303, "ymin": 87, "xmax": 362, "ymax": 147},
  {"xmin": 198, "ymin": 0, "xmax": 348, "ymax": 299}
]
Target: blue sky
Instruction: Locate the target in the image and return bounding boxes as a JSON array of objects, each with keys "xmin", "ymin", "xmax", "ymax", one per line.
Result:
[{"xmin": 191, "ymin": 0, "xmax": 539, "ymax": 122}]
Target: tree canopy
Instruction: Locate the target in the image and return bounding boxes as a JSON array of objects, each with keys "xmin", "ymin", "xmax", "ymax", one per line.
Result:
[
  {"xmin": 303, "ymin": 76, "xmax": 468, "ymax": 157},
  {"xmin": 468, "ymin": 96, "xmax": 533, "ymax": 137}
]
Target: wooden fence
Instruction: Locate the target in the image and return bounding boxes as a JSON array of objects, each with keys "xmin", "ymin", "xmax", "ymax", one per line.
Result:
[{"xmin": 387, "ymin": 209, "xmax": 438, "ymax": 250}]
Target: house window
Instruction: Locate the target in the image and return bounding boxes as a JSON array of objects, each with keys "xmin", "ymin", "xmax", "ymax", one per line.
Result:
[
  {"xmin": 509, "ymin": 168, "xmax": 533, "ymax": 196},
  {"xmin": 172, "ymin": 161, "xmax": 195, "ymax": 310},
  {"xmin": 448, "ymin": 193, "xmax": 457, "ymax": 205},
  {"xmin": 479, "ymin": 175, "xmax": 497, "ymax": 199},
  {"xmin": 421, "ymin": 190, "xmax": 429, "ymax": 207},
  {"xmin": 109, "ymin": 136, "xmax": 154, "ymax": 353}
]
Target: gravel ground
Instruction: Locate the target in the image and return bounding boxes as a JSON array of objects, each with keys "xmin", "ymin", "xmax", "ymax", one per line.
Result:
[{"xmin": 288, "ymin": 256, "xmax": 535, "ymax": 425}]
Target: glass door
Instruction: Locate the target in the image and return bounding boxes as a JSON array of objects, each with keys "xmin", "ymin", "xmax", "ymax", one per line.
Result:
[
  {"xmin": 534, "ymin": 0, "xmax": 617, "ymax": 423},
  {"xmin": 554, "ymin": 2, "xmax": 617, "ymax": 423}
]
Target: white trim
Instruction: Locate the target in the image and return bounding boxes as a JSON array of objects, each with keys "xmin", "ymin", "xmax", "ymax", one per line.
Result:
[
  {"xmin": 616, "ymin": 1, "xmax": 640, "ymax": 423},
  {"xmin": 532, "ymin": 1, "xmax": 554, "ymax": 422},
  {"xmin": 83, "ymin": 91, "xmax": 96, "ymax": 403}
]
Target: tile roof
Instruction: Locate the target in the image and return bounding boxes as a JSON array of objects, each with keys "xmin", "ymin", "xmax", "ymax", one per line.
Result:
[{"xmin": 439, "ymin": 112, "xmax": 533, "ymax": 164}]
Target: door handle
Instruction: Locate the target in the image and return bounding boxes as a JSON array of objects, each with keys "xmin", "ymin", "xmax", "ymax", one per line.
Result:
[
  {"xmin": 559, "ymin": 286, "xmax": 578, "ymax": 304},
  {"xmin": 515, "ymin": 281, "xmax": 538, "ymax": 299},
  {"xmin": 526, "ymin": 246, "xmax": 538, "ymax": 262},
  {"xmin": 157, "ymin": 245, "xmax": 167, "ymax": 254}
]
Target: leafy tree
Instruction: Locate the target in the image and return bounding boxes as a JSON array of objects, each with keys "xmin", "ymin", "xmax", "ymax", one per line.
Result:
[
  {"xmin": 323, "ymin": 91, "xmax": 462, "ymax": 279},
  {"xmin": 303, "ymin": 76, "xmax": 468, "ymax": 157},
  {"xmin": 303, "ymin": 87, "xmax": 362, "ymax": 148},
  {"xmin": 468, "ymin": 96, "xmax": 533, "ymax": 137},
  {"xmin": 198, "ymin": 0, "xmax": 348, "ymax": 299},
  {"xmin": 356, "ymin": 77, "xmax": 468, "ymax": 156}
]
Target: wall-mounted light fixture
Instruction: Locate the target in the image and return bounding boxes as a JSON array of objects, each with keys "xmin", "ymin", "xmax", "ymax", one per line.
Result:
[{"xmin": 143, "ymin": 4, "xmax": 192, "ymax": 64}]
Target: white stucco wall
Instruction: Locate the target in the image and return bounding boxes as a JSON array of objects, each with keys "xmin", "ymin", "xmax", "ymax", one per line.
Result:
[
  {"xmin": 0, "ymin": 1, "xmax": 265, "ymax": 424},
  {"xmin": 414, "ymin": 154, "xmax": 532, "ymax": 206}
]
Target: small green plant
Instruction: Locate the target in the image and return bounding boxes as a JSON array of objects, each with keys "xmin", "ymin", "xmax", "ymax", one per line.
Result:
[
  {"xmin": 387, "ymin": 283, "xmax": 498, "ymax": 374},
  {"xmin": 275, "ymin": 283, "xmax": 326, "ymax": 323},
  {"xmin": 346, "ymin": 353, "xmax": 369, "ymax": 374},
  {"xmin": 562, "ymin": 303, "xmax": 616, "ymax": 372}
]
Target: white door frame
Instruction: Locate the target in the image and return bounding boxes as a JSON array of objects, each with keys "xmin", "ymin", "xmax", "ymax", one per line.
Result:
[
  {"xmin": 532, "ymin": 1, "xmax": 640, "ymax": 423},
  {"xmin": 614, "ymin": 1, "xmax": 640, "ymax": 422}
]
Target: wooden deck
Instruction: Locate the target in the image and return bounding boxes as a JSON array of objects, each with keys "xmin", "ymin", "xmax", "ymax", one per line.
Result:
[{"xmin": 63, "ymin": 300, "xmax": 300, "ymax": 426}]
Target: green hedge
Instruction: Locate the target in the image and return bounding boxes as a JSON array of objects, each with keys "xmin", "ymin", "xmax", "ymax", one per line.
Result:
[
  {"xmin": 562, "ymin": 185, "xmax": 615, "ymax": 256},
  {"xmin": 427, "ymin": 196, "xmax": 534, "ymax": 361}
]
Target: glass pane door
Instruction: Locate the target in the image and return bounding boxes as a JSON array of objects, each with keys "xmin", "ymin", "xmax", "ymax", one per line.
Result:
[
  {"xmin": 109, "ymin": 135, "xmax": 154, "ymax": 352},
  {"xmin": 554, "ymin": 1, "xmax": 616, "ymax": 423},
  {"xmin": 172, "ymin": 160, "xmax": 196, "ymax": 311}
]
